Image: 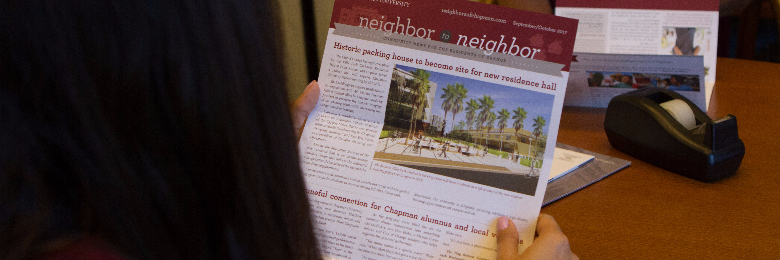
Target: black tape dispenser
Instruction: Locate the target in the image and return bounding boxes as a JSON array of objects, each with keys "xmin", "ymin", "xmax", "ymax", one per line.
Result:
[{"xmin": 604, "ymin": 88, "xmax": 745, "ymax": 182}]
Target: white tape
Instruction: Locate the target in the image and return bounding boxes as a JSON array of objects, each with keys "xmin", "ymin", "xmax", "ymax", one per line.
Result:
[{"xmin": 660, "ymin": 99, "xmax": 696, "ymax": 129}]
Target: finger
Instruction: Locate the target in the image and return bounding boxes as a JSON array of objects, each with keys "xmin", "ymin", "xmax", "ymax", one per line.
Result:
[
  {"xmin": 535, "ymin": 214, "xmax": 563, "ymax": 237},
  {"xmin": 292, "ymin": 81, "xmax": 320, "ymax": 138},
  {"xmin": 496, "ymin": 216, "xmax": 519, "ymax": 260},
  {"xmin": 532, "ymin": 214, "xmax": 574, "ymax": 259}
]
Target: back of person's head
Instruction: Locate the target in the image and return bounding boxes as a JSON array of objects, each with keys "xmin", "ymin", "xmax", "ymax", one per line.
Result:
[{"xmin": 0, "ymin": 0, "xmax": 319, "ymax": 259}]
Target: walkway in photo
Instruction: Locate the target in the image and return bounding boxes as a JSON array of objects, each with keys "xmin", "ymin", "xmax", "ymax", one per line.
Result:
[
  {"xmin": 375, "ymin": 137, "xmax": 532, "ymax": 175},
  {"xmin": 374, "ymin": 137, "xmax": 540, "ymax": 196}
]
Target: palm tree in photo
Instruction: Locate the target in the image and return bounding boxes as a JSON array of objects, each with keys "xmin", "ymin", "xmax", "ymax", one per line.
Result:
[
  {"xmin": 455, "ymin": 121, "xmax": 467, "ymax": 131},
  {"xmin": 497, "ymin": 108, "xmax": 510, "ymax": 152},
  {"xmin": 485, "ymin": 112, "xmax": 496, "ymax": 154},
  {"xmin": 405, "ymin": 69, "xmax": 431, "ymax": 144},
  {"xmin": 440, "ymin": 84, "xmax": 456, "ymax": 138},
  {"xmin": 464, "ymin": 99, "xmax": 479, "ymax": 146},
  {"xmin": 512, "ymin": 107, "xmax": 527, "ymax": 155},
  {"xmin": 450, "ymin": 84, "xmax": 468, "ymax": 137},
  {"xmin": 531, "ymin": 115, "xmax": 547, "ymax": 159},
  {"xmin": 454, "ymin": 120, "xmax": 467, "ymax": 144},
  {"xmin": 477, "ymin": 95, "xmax": 495, "ymax": 148}
]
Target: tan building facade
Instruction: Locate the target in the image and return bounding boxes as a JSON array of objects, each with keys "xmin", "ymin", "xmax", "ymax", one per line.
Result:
[{"xmin": 460, "ymin": 127, "xmax": 546, "ymax": 155}]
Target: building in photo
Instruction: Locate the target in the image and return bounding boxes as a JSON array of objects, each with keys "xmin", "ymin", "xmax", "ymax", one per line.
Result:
[
  {"xmin": 458, "ymin": 127, "xmax": 546, "ymax": 156},
  {"xmin": 386, "ymin": 67, "xmax": 438, "ymax": 134}
]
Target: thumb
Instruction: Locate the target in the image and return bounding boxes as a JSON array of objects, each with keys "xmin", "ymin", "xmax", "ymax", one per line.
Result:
[
  {"xmin": 496, "ymin": 216, "xmax": 519, "ymax": 260},
  {"xmin": 292, "ymin": 80, "xmax": 320, "ymax": 139}
]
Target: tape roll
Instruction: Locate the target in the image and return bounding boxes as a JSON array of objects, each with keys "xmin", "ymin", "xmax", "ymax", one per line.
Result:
[{"xmin": 660, "ymin": 99, "xmax": 696, "ymax": 129}]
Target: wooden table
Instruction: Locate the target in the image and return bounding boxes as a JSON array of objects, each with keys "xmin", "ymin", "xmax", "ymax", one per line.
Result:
[{"xmin": 543, "ymin": 58, "xmax": 780, "ymax": 259}]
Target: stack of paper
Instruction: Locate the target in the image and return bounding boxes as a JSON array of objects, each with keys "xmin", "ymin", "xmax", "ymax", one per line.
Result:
[
  {"xmin": 543, "ymin": 143, "xmax": 631, "ymax": 206},
  {"xmin": 548, "ymin": 147, "xmax": 595, "ymax": 182}
]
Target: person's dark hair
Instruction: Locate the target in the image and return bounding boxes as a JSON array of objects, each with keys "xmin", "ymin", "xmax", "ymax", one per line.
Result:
[{"xmin": 0, "ymin": 0, "xmax": 319, "ymax": 259}]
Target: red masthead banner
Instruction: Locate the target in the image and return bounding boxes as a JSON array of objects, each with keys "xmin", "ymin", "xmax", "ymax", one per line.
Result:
[{"xmin": 330, "ymin": 0, "xmax": 579, "ymax": 71}]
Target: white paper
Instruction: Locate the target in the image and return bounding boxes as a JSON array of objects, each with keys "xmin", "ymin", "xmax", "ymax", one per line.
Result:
[
  {"xmin": 556, "ymin": 7, "xmax": 719, "ymax": 109},
  {"xmin": 564, "ymin": 53, "xmax": 707, "ymax": 111},
  {"xmin": 548, "ymin": 147, "xmax": 595, "ymax": 182}
]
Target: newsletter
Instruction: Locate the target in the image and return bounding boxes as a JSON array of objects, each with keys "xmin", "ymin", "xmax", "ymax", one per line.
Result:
[
  {"xmin": 555, "ymin": 0, "xmax": 719, "ymax": 108},
  {"xmin": 298, "ymin": 1, "xmax": 578, "ymax": 259}
]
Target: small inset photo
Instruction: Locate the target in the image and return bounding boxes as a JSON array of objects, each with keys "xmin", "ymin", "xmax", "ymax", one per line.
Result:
[
  {"xmin": 587, "ymin": 71, "xmax": 700, "ymax": 92},
  {"xmin": 660, "ymin": 27, "xmax": 712, "ymax": 56}
]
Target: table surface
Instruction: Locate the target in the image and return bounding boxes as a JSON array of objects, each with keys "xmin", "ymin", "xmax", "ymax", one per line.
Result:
[{"xmin": 543, "ymin": 58, "xmax": 780, "ymax": 259}]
